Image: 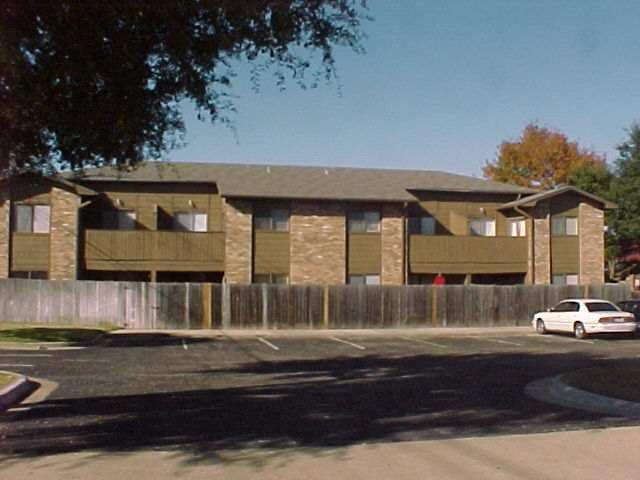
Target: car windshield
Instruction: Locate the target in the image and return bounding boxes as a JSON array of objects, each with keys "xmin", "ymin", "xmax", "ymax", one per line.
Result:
[{"xmin": 585, "ymin": 302, "xmax": 619, "ymax": 312}]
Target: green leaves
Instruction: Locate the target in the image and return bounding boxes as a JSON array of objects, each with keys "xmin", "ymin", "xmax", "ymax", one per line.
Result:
[{"xmin": 0, "ymin": 1, "xmax": 369, "ymax": 173}]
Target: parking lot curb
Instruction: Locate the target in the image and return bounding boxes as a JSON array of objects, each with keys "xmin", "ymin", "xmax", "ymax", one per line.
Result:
[
  {"xmin": 0, "ymin": 371, "xmax": 33, "ymax": 412},
  {"xmin": 525, "ymin": 374, "xmax": 640, "ymax": 418}
]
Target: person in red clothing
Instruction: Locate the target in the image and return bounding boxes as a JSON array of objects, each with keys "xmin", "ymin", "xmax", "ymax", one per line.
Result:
[{"xmin": 433, "ymin": 273, "xmax": 446, "ymax": 286}]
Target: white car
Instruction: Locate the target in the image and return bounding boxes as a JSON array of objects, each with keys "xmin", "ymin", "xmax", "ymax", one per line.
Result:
[{"xmin": 532, "ymin": 299, "xmax": 637, "ymax": 339}]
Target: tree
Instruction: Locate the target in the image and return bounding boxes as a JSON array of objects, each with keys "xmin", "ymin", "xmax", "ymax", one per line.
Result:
[
  {"xmin": 568, "ymin": 124, "xmax": 640, "ymax": 280},
  {"xmin": 483, "ymin": 123, "xmax": 606, "ymax": 189},
  {"xmin": 0, "ymin": 1, "xmax": 369, "ymax": 174},
  {"xmin": 610, "ymin": 124, "xmax": 640, "ymax": 241}
]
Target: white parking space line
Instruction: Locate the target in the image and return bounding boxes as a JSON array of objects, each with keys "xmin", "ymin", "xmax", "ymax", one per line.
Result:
[
  {"xmin": 257, "ymin": 337, "xmax": 280, "ymax": 351},
  {"xmin": 537, "ymin": 335, "xmax": 595, "ymax": 345},
  {"xmin": 329, "ymin": 336, "xmax": 366, "ymax": 350},
  {"xmin": 484, "ymin": 338, "xmax": 523, "ymax": 347},
  {"xmin": 398, "ymin": 336, "xmax": 448, "ymax": 349},
  {"xmin": 0, "ymin": 364, "xmax": 34, "ymax": 368},
  {"xmin": 0, "ymin": 354, "xmax": 52, "ymax": 357}
]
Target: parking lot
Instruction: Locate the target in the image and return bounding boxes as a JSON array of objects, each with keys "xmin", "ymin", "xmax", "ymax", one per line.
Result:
[{"xmin": 2, "ymin": 328, "xmax": 640, "ymax": 461}]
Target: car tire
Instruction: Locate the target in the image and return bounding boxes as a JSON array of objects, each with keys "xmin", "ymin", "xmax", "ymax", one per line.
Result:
[
  {"xmin": 536, "ymin": 319, "xmax": 546, "ymax": 334},
  {"xmin": 574, "ymin": 322, "xmax": 587, "ymax": 339}
]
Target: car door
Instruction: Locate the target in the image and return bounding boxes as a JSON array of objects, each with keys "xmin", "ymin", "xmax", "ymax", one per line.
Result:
[
  {"xmin": 547, "ymin": 301, "xmax": 571, "ymax": 331},
  {"xmin": 562, "ymin": 301, "xmax": 581, "ymax": 332},
  {"xmin": 547, "ymin": 301, "xmax": 580, "ymax": 332}
]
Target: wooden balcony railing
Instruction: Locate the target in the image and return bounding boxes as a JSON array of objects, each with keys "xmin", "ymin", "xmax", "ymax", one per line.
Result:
[
  {"xmin": 410, "ymin": 235, "xmax": 528, "ymax": 274},
  {"xmin": 84, "ymin": 230, "xmax": 225, "ymax": 271}
]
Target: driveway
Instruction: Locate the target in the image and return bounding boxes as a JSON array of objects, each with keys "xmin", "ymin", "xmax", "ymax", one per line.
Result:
[{"xmin": 2, "ymin": 329, "xmax": 640, "ymax": 463}]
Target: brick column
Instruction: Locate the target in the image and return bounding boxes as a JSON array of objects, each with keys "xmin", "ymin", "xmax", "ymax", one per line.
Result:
[
  {"xmin": 0, "ymin": 190, "xmax": 10, "ymax": 279},
  {"xmin": 290, "ymin": 202, "xmax": 346, "ymax": 285},
  {"xmin": 532, "ymin": 202, "xmax": 551, "ymax": 284},
  {"xmin": 224, "ymin": 198, "xmax": 252, "ymax": 284},
  {"xmin": 49, "ymin": 187, "xmax": 80, "ymax": 280},
  {"xmin": 381, "ymin": 204, "xmax": 404, "ymax": 285},
  {"xmin": 579, "ymin": 202, "xmax": 605, "ymax": 284}
]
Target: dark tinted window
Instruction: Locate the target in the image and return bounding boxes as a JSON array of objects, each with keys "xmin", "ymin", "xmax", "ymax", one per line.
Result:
[
  {"xmin": 585, "ymin": 302, "xmax": 619, "ymax": 312},
  {"xmin": 553, "ymin": 301, "xmax": 579, "ymax": 312}
]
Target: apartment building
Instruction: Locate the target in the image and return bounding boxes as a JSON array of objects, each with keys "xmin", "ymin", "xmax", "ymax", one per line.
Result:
[{"xmin": 0, "ymin": 162, "xmax": 614, "ymax": 285}]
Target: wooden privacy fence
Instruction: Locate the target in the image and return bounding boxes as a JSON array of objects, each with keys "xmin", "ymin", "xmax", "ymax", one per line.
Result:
[{"xmin": 0, "ymin": 279, "xmax": 637, "ymax": 329}]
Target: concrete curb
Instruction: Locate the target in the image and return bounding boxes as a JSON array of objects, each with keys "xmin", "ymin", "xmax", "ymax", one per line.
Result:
[
  {"xmin": 0, "ymin": 371, "xmax": 33, "ymax": 411},
  {"xmin": 526, "ymin": 374, "xmax": 640, "ymax": 418}
]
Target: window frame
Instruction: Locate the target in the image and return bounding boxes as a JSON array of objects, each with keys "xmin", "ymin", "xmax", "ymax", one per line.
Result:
[
  {"xmin": 103, "ymin": 210, "xmax": 137, "ymax": 230},
  {"xmin": 173, "ymin": 211, "xmax": 208, "ymax": 232},
  {"xmin": 348, "ymin": 210, "xmax": 380, "ymax": 234},
  {"xmin": 254, "ymin": 208, "xmax": 290, "ymax": 232},
  {"xmin": 13, "ymin": 204, "xmax": 51, "ymax": 234},
  {"xmin": 253, "ymin": 273, "xmax": 289, "ymax": 284},
  {"xmin": 552, "ymin": 273, "xmax": 579, "ymax": 285},
  {"xmin": 348, "ymin": 274, "xmax": 381, "ymax": 285},
  {"xmin": 408, "ymin": 216, "xmax": 436, "ymax": 235},
  {"xmin": 551, "ymin": 216, "xmax": 578, "ymax": 236},
  {"xmin": 507, "ymin": 217, "xmax": 526, "ymax": 237},
  {"xmin": 469, "ymin": 217, "xmax": 496, "ymax": 237}
]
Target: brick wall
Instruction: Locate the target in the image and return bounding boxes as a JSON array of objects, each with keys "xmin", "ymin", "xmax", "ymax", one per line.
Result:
[
  {"xmin": 532, "ymin": 201, "xmax": 551, "ymax": 285},
  {"xmin": 290, "ymin": 202, "xmax": 346, "ymax": 285},
  {"xmin": 381, "ymin": 204, "xmax": 404, "ymax": 285},
  {"xmin": 579, "ymin": 201, "xmax": 605, "ymax": 284},
  {"xmin": 224, "ymin": 198, "xmax": 252, "ymax": 284},
  {"xmin": 0, "ymin": 191, "xmax": 9, "ymax": 279},
  {"xmin": 49, "ymin": 187, "xmax": 80, "ymax": 280}
]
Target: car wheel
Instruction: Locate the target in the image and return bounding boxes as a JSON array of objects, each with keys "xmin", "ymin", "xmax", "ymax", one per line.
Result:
[
  {"xmin": 574, "ymin": 322, "xmax": 587, "ymax": 339},
  {"xmin": 536, "ymin": 319, "xmax": 546, "ymax": 334}
]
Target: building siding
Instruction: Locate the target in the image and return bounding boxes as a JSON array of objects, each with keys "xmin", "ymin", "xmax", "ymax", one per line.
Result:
[
  {"xmin": 0, "ymin": 193, "xmax": 9, "ymax": 278},
  {"xmin": 381, "ymin": 204, "xmax": 404, "ymax": 284},
  {"xmin": 290, "ymin": 202, "xmax": 346, "ymax": 285},
  {"xmin": 579, "ymin": 201, "xmax": 605, "ymax": 284},
  {"xmin": 223, "ymin": 198, "xmax": 252, "ymax": 284},
  {"xmin": 532, "ymin": 201, "xmax": 551, "ymax": 284},
  {"xmin": 49, "ymin": 187, "xmax": 80, "ymax": 280}
]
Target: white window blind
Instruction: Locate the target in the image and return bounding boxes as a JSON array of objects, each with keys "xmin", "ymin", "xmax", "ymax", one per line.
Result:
[{"xmin": 508, "ymin": 218, "xmax": 525, "ymax": 237}]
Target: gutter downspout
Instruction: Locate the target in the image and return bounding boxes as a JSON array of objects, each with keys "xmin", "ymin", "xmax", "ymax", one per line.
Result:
[{"xmin": 514, "ymin": 205, "xmax": 534, "ymax": 284}]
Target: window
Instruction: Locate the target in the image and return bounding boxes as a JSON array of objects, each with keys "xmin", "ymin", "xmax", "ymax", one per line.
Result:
[
  {"xmin": 469, "ymin": 218, "xmax": 496, "ymax": 237},
  {"xmin": 585, "ymin": 302, "xmax": 619, "ymax": 312},
  {"xmin": 174, "ymin": 212, "xmax": 208, "ymax": 232},
  {"xmin": 551, "ymin": 216, "xmax": 578, "ymax": 236},
  {"xmin": 552, "ymin": 301, "xmax": 580, "ymax": 312},
  {"xmin": 103, "ymin": 210, "xmax": 137, "ymax": 230},
  {"xmin": 14, "ymin": 204, "xmax": 50, "ymax": 233},
  {"xmin": 507, "ymin": 218, "xmax": 526, "ymax": 237},
  {"xmin": 409, "ymin": 216, "xmax": 436, "ymax": 235},
  {"xmin": 10, "ymin": 271, "xmax": 48, "ymax": 279},
  {"xmin": 348, "ymin": 211, "xmax": 380, "ymax": 233},
  {"xmin": 254, "ymin": 208, "xmax": 289, "ymax": 232},
  {"xmin": 552, "ymin": 273, "xmax": 579, "ymax": 285},
  {"xmin": 253, "ymin": 273, "xmax": 289, "ymax": 284},
  {"xmin": 348, "ymin": 275, "xmax": 380, "ymax": 285}
]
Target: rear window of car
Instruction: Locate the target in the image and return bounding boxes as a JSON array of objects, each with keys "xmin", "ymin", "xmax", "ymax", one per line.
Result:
[{"xmin": 585, "ymin": 302, "xmax": 620, "ymax": 312}]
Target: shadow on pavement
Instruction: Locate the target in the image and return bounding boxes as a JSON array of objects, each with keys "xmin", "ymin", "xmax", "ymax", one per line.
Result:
[
  {"xmin": 97, "ymin": 333, "xmax": 214, "ymax": 348},
  {"xmin": 1, "ymin": 350, "xmax": 639, "ymax": 466}
]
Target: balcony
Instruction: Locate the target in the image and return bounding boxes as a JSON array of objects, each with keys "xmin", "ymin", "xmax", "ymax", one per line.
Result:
[
  {"xmin": 84, "ymin": 230, "xmax": 225, "ymax": 271},
  {"xmin": 410, "ymin": 235, "xmax": 528, "ymax": 274}
]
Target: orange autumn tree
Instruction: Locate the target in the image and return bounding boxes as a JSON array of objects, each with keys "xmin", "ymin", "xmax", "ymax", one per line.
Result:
[{"xmin": 483, "ymin": 123, "xmax": 606, "ymax": 189}]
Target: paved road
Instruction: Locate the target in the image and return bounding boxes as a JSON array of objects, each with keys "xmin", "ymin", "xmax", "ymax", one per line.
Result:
[{"xmin": 2, "ymin": 330, "xmax": 640, "ymax": 464}]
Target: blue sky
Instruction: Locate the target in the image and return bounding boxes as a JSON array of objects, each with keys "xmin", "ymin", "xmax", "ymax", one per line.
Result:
[{"xmin": 169, "ymin": 0, "xmax": 640, "ymax": 177}]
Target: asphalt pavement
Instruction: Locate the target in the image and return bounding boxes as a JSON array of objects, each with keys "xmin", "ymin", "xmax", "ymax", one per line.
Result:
[{"xmin": 1, "ymin": 328, "xmax": 640, "ymax": 474}]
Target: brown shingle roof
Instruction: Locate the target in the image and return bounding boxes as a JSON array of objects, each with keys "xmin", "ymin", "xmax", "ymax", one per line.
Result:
[
  {"xmin": 498, "ymin": 185, "xmax": 616, "ymax": 210},
  {"xmin": 66, "ymin": 161, "xmax": 537, "ymax": 202}
]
